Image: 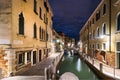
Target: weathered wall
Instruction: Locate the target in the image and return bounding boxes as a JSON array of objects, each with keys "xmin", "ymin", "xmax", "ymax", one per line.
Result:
[{"xmin": 0, "ymin": 0, "xmax": 12, "ymax": 44}]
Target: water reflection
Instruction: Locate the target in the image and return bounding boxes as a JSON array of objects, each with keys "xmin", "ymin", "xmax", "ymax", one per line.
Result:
[
  {"xmin": 76, "ymin": 58, "xmax": 81, "ymax": 72},
  {"xmin": 57, "ymin": 55, "xmax": 99, "ymax": 80}
]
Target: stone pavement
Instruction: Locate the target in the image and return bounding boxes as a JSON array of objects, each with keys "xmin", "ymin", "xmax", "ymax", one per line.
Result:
[
  {"xmin": 84, "ymin": 55, "xmax": 120, "ymax": 80},
  {"xmin": 1, "ymin": 52, "xmax": 63, "ymax": 80},
  {"xmin": 17, "ymin": 52, "xmax": 63, "ymax": 76}
]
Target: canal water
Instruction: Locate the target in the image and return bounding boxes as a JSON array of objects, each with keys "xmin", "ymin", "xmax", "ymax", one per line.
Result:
[{"xmin": 57, "ymin": 55, "xmax": 100, "ymax": 80}]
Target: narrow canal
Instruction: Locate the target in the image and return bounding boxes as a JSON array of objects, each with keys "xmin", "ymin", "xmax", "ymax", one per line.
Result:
[{"xmin": 57, "ymin": 55, "xmax": 100, "ymax": 80}]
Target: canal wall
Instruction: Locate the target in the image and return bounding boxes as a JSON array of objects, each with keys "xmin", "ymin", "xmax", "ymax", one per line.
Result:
[
  {"xmin": 79, "ymin": 54, "xmax": 115, "ymax": 80},
  {"xmin": 52, "ymin": 51, "xmax": 64, "ymax": 80}
]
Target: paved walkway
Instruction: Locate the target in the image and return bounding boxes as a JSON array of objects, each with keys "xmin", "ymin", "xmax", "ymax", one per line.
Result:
[
  {"xmin": 1, "ymin": 52, "xmax": 63, "ymax": 80},
  {"xmin": 84, "ymin": 55, "xmax": 120, "ymax": 79}
]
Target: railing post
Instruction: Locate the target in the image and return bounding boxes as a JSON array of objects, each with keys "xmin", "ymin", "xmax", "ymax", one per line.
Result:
[
  {"xmin": 45, "ymin": 67, "xmax": 47, "ymax": 80},
  {"xmin": 100, "ymin": 63, "xmax": 103, "ymax": 72}
]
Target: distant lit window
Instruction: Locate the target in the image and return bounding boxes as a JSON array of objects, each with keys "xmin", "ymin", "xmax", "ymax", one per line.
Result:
[
  {"xmin": 27, "ymin": 51, "xmax": 31, "ymax": 62},
  {"xmin": 19, "ymin": 13, "xmax": 24, "ymax": 35},
  {"xmin": 103, "ymin": 43, "xmax": 106, "ymax": 50},
  {"xmin": 102, "ymin": 23, "xmax": 106, "ymax": 35},
  {"xmin": 33, "ymin": 23, "xmax": 37, "ymax": 38},
  {"xmin": 96, "ymin": 44, "xmax": 100, "ymax": 49},
  {"xmin": 117, "ymin": 14, "xmax": 120, "ymax": 31},
  {"xmin": 103, "ymin": 4, "xmax": 106, "ymax": 15},
  {"xmin": 96, "ymin": 27, "xmax": 100, "ymax": 37}
]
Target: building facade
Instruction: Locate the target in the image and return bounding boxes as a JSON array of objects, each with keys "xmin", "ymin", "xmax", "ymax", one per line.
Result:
[
  {"xmin": 80, "ymin": 0, "xmax": 120, "ymax": 68},
  {"xmin": 0, "ymin": 0, "xmax": 53, "ymax": 76}
]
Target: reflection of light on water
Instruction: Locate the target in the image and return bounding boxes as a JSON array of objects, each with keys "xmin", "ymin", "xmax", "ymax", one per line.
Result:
[
  {"xmin": 88, "ymin": 68, "xmax": 90, "ymax": 72},
  {"xmin": 62, "ymin": 57, "xmax": 64, "ymax": 61},
  {"xmin": 57, "ymin": 70, "xmax": 59, "ymax": 74},
  {"xmin": 68, "ymin": 51, "xmax": 71, "ymax": 56},
  {"xmin": 76, "ymin": 58, "xmax": 81, "ymax": 71}
]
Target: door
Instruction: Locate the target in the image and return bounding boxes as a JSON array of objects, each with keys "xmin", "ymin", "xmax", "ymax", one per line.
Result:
[
  {"xmin": 39, "ymin": 50, "xmax": 42, "ymax": 62},
  {"xmin": 117, "ymin": 42, "xmax": 120, "ymax": 68},
  {"xmin": 33, "ymin": 51, "xmax": 36, "ymax": 64}
]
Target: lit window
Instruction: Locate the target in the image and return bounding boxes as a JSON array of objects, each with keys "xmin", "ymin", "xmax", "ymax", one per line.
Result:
[
  {"xmin": 19, "ymin": 13, "xmax": 24, "ymax": 35},
  {"xmin": 103, "ymin": 43, "xmax": 106, "ymax": 50},
  {"xmin": 103, "ymin": 23, "xmax": 106, "ymax": 35},
  {"xmin": 117, "ymin": 14, "xmax": 120, "ymax": 31},
  {"xmin": 96, "ymin": 44, "xmax": 100, "ymax": 49},
  {"xmin": 27, "ymin": 51, "xmax": 31, "ymax": 62}
]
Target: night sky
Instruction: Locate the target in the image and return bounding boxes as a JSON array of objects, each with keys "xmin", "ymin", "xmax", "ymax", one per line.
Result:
[{"xmin": 49, "ymin": 0, "xmax": 101, "ymax": 41}]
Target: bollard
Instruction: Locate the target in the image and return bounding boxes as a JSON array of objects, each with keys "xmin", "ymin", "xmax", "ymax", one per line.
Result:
[
  {"xmin": 92, "ymin": 59, "xmax": 94, "ymax": 65},
  {"xmin": 100, "ymin": 63, "xmax": 103, "ymax": 72}
]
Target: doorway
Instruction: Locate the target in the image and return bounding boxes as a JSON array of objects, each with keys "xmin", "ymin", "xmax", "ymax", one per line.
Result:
[
  {"xmin": 33, "ymin": 51, "xmax": 36, "ymax": 64},
  {"xmin": 39, "ymin": 50, "xmax": 42, "ymax": 62},
  {"xmin": 117, "ymin": 42, "xmax": 120, "ymax": 68}
]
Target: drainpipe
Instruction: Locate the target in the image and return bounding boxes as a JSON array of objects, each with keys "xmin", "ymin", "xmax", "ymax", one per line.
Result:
[{"xmin": 109, "ymin": 0, "xmax": 111, "ymax": 53}]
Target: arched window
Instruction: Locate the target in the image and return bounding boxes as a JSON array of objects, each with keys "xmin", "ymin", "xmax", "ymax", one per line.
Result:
[
  {"xmin": 33, "ymin": 23, "xmax": 37, "ymax": 38},
  {"xmin": 19, "ymin": 13, "xmax": 24, "ymax": 35},
  {"xmin": 103, "ymin": 4, "xmax": 106, "ymax": 15},
  {"xmin": 102, "ymin": 23, "xmax": 106, "ymax": 35},
  {"xmin": 97, "ymin": 27, "xmax": 100, "ymax": 37},
  {"xmin": 117, "ymin": 14, "xmax": 120, "ymax": 31}
]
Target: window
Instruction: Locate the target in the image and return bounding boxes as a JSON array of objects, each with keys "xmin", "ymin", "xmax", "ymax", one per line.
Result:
[
  {"xmin": 103, "ymin": 43, "xmax": 106, "ymax": 50},
  {"xmin": 39, "ymin": 7, "xmax": 42, "ymax": 19},
  {"xmin": 44, "ymin": 14, "xmax": 46, "ymax": 23},
  {"xmin": 46, "ymin": 32, "xmax": 48, "ymax": 41},
  {"xmin": 96, "ymin": 11, "xmax": 100, "ymax": 21},
  {"xmin": 117, "ymin": 14, "xmax": 120, "ymax": 31},
  {"xmin": 96, "ymin": 27, "xmax": 100, "ymax": 37},
  {"xmin": 27, "ymin": 51, "xmax": 31, "ymax": 62},
  {"xmin": 34, "ymin": 0, "xmax": 37, "ymax": 14},
  {"xmin": 103, "ymin": 23, "xmax": 106, "ymax": 35},
  {"xmin": 18, "ymin": 53, "xmax": 24, "ymax": 65},
  {"xmin": 39, "ymin": 27, "xmax": 41, "ymax": 39},
  {"xmin": 117, "ymin": 42, "xmax": 120, "ymax": 51},
  {"xmin": 19, "ymin": 13, "xmax": 24, "ymax": 35},
  {"xmin": 23, "ymin": 0, "xmax": 27, "ymax": 2},
  {"xmin": 103, "ymin": 4, "xmax": 106, "ymax": 15},
  {"xmin": 46, "ymin": 17, "xmax": 48, "ymax": 25},
  {"xmin": 96, "ymin": 44, "xmax": 100, "ymax": 49},
  {"xmin": 42, "ymin": 29, "xmax": 43, "ymax": 40},
  {"xmin": 92, "ymin": 18, "xmax": 94, "ymax": 24},
  {"xmin": 33, "ymin": 23, "xmax": 37, "ymax": 38}
]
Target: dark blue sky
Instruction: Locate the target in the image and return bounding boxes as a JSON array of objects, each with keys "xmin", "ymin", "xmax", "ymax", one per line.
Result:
[{"xmin": 49, "ymin": 0, "xmax": 101, "ymax": 40}]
